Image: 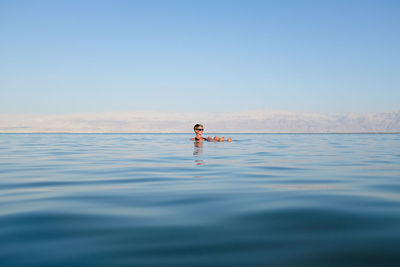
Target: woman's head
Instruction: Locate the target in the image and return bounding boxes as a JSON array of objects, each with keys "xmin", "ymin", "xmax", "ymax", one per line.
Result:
[{"xmin": 194, "ymin": 124, "xmax": 204, "ymax": 134}]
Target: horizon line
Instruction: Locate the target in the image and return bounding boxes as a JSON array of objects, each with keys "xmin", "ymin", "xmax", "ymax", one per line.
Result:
[{"xmin": 1, "ymin": 132, "xmax": 399, "ymax": 134}]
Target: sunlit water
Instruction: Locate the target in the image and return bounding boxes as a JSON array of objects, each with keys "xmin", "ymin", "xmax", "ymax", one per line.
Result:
[{"xmin": 1, "ymin": 133, "xmax": 400, "ymax": 266}]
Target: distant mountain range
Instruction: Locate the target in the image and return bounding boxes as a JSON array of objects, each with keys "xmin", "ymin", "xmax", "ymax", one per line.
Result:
[{"xmin": 1, "ymin": 110, "xmax": 399, "ymax": 133}]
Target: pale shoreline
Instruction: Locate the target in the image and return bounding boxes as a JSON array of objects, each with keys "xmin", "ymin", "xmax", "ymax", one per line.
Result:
[
  {"xmin": 1, "ymin": 109, "xmax": 399, "ymax": 133},
  {"xmin": 1, "ymin": 132, "xmax": 399, "ymax": 134}
]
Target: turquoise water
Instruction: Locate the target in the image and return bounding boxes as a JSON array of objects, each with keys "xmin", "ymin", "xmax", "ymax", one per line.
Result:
[{"xmin": 1, "ymin": 133, "xmax": 400, "ymax": 266}]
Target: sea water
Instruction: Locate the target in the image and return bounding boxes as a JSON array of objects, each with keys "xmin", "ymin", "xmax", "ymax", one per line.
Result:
[{"xmin": 1, "ymin": 133, "xmax": 400, "ymax": 266}]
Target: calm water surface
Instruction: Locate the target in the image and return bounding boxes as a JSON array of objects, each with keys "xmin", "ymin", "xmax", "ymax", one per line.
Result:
[{"xmin": 1, "ymin": 133, "xmax": 400, "ymax": 266}]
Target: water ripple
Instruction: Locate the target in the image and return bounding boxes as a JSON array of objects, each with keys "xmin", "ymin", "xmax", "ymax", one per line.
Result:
[{"xmin": 1, "ymin": 133, "xmax": 400, "ymax": 266}]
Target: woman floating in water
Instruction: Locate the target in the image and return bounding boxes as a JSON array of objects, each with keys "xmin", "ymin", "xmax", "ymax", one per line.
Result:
[{"xmin": 190, "ymin": 124, "xmax": 232, "ymax": 142}]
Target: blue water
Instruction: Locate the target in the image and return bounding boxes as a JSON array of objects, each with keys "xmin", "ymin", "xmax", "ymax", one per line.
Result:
[{"xmin": 1, "ymin": 133, "xmax": 400, "ymax": 266}]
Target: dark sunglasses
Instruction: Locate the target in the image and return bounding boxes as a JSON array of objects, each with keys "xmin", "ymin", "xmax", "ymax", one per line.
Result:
[{"xmin": 196, "ymin": 128, "xmax": 204, "ymax": 131}]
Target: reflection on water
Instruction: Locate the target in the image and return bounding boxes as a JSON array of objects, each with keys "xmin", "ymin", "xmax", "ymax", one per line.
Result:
[
  {"xmin": 193, "ymin": 140, "xmax": 205, "ymax": 165},
  {"xmin": 1, "ymin": 133, "xmax": 400, "ymax": 266},
  {"xmin": 193, "ymin": 140, "xmax": 203, "ymax": 155}
]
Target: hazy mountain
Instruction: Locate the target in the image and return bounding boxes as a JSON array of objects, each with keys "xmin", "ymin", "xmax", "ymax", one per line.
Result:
[{"xmin": 1, "ymin": 110, "xmax": 399, "ymax": 133}]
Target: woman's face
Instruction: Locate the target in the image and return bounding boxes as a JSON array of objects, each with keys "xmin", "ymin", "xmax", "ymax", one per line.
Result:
[{"xmin": 195, "ymin": 126, "xmax": 204, "ymax": 135}]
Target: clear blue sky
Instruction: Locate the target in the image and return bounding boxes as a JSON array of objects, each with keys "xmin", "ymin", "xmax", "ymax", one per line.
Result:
[{"xmin": 1, "ymin": 0, "xmax": 399, "ymax": 114}]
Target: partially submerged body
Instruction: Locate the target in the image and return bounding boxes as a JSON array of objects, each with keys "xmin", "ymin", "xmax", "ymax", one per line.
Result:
[
  {"xmin": 212, "ymin": 136, "xmax": 232, "ymax": 142},
  {"xmin": 190, "ymin": 124, "xmax": 232, "ymax": 142}
]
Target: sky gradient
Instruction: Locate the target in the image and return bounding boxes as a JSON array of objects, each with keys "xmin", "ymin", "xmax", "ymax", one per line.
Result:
[{"xmin": 1, "ymin": 0, "xmax": 399, "ymax": 114}]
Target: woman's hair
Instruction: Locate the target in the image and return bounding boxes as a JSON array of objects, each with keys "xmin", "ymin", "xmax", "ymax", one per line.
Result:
[{"xmin": 194, "ymin": 124, "xmax": 203, "ymax": 131}]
